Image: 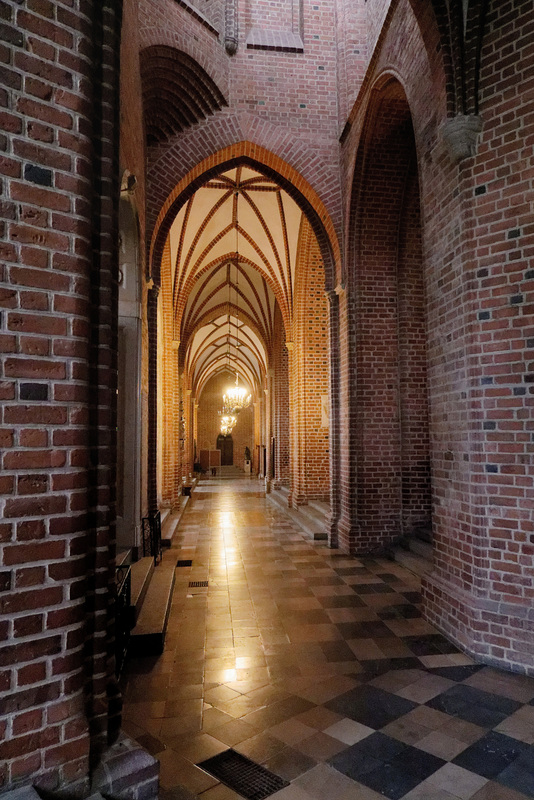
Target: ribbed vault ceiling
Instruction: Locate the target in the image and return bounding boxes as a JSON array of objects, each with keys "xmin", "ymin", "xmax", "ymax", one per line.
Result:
[{"xmin": 169, "ymin": 166, "xmax": 304, "ymax": 399}]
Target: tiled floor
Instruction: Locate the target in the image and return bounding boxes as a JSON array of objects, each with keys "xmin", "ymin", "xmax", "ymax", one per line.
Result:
[{"xmin": 120, "ymin": 476, "xmax": 534, "ymax": 800}]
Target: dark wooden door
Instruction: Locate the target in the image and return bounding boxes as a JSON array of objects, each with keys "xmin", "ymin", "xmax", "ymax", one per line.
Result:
[{"xmin": 216, "ymin": 434, "xmax": 233, "ymax": 465}]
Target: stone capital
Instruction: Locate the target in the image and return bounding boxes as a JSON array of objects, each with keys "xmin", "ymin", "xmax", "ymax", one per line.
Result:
[{"xmin": 441, "ymin": 115, "xmax": 483, "ymax": 162}]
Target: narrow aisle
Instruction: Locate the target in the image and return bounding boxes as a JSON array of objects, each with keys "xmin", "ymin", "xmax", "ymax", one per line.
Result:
[{"xmin": 121, "ymin": 478, "xmax": 534, "ymax": 800}]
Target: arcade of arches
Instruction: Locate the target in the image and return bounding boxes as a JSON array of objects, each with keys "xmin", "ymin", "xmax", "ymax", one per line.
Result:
[{"xmin": 0, "ymin": 0, "xmax": 533, "ymax": 795}]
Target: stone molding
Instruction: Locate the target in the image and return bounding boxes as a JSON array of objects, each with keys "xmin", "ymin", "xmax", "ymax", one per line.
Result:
[{"xmin": 440, "ymin": 115, "xmax": 483, "ymax": 162}]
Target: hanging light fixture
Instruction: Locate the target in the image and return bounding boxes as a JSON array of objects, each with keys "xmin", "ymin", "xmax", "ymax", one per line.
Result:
[
  {"xmin": 223, "ymin": 374, "xmax": 251, "ymax": 415},
  {"xmin": 220, "ymin": 414, "xmax": 237, "ymax": 434},
  {"xmin": 222, "ymin": 187, "xmax": 251, "ymax": 415}
]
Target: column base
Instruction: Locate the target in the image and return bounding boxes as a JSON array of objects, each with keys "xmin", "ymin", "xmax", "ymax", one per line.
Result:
[
  {"xmin": 91, "ymin": 732, "xmax": 159, "ymax": 800},
  {"xmin": 423, "ymin": 571, "xmax": 534, "ymax": 676}
]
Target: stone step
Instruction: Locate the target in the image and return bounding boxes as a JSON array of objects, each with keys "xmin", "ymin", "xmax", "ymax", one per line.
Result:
[
  {"xmin": 389, "ymin": 535, "xmax": 433, "ymax": 577},
  {"xmin": 296, "ymin": 500, "xmax": 329, "ymax": 527},
  {"xmin": 129, "ymin": 561, "xmax": 176, "ymax": 655},
  {"xmin": 161, "ymin": 503, "xmax": 186, "ymax": 548},
  {"xmin": 393, "ymin": 548, "xmax": 432, "ymax": 577},
  {"xmin": 409, "ymin": 537, "xmax": 433, "ymax": 560},
  {"xmin": 308, "ymin": 498, "xmax": 330, "ymax": 518},
  {"xmin": 130, "ymin": 556, "xmax": 154, "ymax": 621},
  {"xmin": 268, "ymin": 489, "xmax": 328, "ymax": 541},
  {"xmin": 160, "ymin": 507, "xmax": 171, "ymax": 528}
]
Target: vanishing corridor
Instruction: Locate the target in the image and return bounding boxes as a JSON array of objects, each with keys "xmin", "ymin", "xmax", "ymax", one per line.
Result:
[{"xmin": 121, "ymin": 477, "xmax": 534, "ymax": 800}]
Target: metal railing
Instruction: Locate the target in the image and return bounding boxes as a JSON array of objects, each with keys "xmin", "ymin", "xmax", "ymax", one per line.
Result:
[
  {"xmin": 141, "ymin": 510, "xmax": 162, "ymax": 566},
  {"xmin": 115, "ymin": 563, "xmax": 132, "ymax": 677}
]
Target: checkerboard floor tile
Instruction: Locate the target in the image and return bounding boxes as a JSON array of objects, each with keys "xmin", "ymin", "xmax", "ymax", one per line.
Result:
[{"xmin": 121, "ymin": 476, "xmax": 534, "ymax": 800}]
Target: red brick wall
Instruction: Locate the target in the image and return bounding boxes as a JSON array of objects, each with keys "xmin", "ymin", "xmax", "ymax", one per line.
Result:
[
  {"xmin": 290, "ymin": 219, "xmax": 330, "ymax": 504},
  {"xmin": 340, "ymin": 88, "xmax": 423, "ymax": 548},
  {"xmin": 422, "ymin": 0, "xmax": 534, "ymax": 672},
  {"xmin": 0, "ymin": 0, "xmax": 123, "ymax": 790},
  {"xmin": 336, "ymin": 0, "xmax": 534, "ymax": 672},
  {"xmin": 272, "ymin": 305, "xmax": 290, "ymax": 487},
  {"xmin": 398, "ymin": 159, "xmax": 431, "ymax": 535},
  {"xmin": 159, "ymin": 239, "xmax": 181, "ymax": 508}
]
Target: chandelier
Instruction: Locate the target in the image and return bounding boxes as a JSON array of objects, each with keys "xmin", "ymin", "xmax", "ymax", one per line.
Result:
[
  {"xmin": 223, "ymin": 374, "xmax": 251, "ymax": 415},
  {"xmin": 220, "ymin": 414, "xmax": 237, "ymax": 435}
]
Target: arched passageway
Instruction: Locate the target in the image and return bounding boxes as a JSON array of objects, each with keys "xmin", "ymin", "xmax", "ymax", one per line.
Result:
[
  {"xmin": 339, "ymin": 79, "xmax": 431, "ymax": 554},
  {"xmin": 150, "ymin": 156, "xmax": 336, "ymax": 530}
]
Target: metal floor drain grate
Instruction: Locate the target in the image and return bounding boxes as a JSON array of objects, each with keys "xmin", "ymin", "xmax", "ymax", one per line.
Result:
[
  {"xmin": 177, "ymin": 559, "xmax": 193, "ymax": 567},
  {"xmin": 189, "ymin": 580, "xmax": 208, "ymax": 588},
  {"xmin": 197, "ymin": 749, "xmax": 289, "ymax": 800}
]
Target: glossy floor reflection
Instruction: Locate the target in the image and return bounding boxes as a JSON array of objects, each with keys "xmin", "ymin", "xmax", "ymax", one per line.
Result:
[{"xmin": 121, "ymin": 477, "xmax": 534, "ymax": 800}]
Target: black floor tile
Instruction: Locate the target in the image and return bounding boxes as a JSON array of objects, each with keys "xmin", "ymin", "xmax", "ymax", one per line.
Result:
[
  {"xmin": 427, "ymin": 684, "xmax": 522, "ymax": 728},
  {"xmin": 334, "ymin": 567, "xmax": 369, "ymax": 576},
  {"xmin": 336, "ymin": 620, "xmax": 393, "ymax": 639},
  {"xmin": 402, "ymin": 591, "xmax": 423, "ymax": 603},
  {"xmin": 305, "ymin": 576, "xmax": 345, "ymax": 586},
  {"xmin": 352, "ymin": 584, "xmax": 395, "ymax": 594},
  {"xmin": 402, "ymin": 633, "xmax": 461, "ymax": 656},
  {"xmin": 427, "ymin": 664, "xmax": 485, "ymax": 682},
  {"xmin": 359, "ymin": 657, "xmax": 423, "ymax": 679},
  {"xmin": 356, "ymin": 762, "xmax": 423, "ymax": 800},
  {"xmin": 319, "ymin": 641, "xmax": 359, "ymax": 662},
  {"xmin": 452, "ymin": 731, "xmax": 531, "ymax": 779},
  {"xmin": 376, "ymin": 573, "xmax": 403, "ymax": 583},
  {"xmin": 319, "ymin": 595, "xmax": 366, "ymax": 608},
  {"xmin": 329, "ymin": 733, "xmax": 444, "ymax": 800},
  {"xmin": 497, "ymin": 748, "xmax": 534, "ymax": 798},
  {"xmin": 325, "ymin": 684, "xmax": 417, "ymax": 728},
  {"xmin": 328, "ymin": 732, "xmax": 403, "ymax": 778},
  {"xmin": 377, "ymin": 604, "xmax": 422, "ymax": 620},
  {"xmin": 390, "ymin": 746, "xmax": 445, "ymax": 779}
]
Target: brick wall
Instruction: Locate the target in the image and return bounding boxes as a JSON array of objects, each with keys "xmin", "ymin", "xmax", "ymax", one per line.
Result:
[
  {"xmin": 290, "ymin": 219, "xmax": 330, "ymax": 505},
  {"xmin": 0, "ymin": 0, "xmax": 123, "ymax": 790},
  {"xmin": 344, "ymin": 87, "xmax": 428, "ymax": 549},
  {"xmin": 422, "ymin": 0, "xmax": 534, "ymax": 672},
  {"xmin": 272, "ymin": 304, "xmax": 289, "ymax": 486}
]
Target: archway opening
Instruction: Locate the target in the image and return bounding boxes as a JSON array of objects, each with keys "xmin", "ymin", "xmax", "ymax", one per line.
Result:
[
  {"xmin": 347, "ymin": 79, "xmax": 431, "ymax": 552},
  {"xmin": 154, "ymin": 160, "xmax": 332, "ymax": 510}
]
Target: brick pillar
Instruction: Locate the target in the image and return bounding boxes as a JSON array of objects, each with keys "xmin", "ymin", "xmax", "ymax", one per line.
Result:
[
  {"xmin": 253, "ymin": 401, "xmax": 260, "ymax": 475},
  {"xmin": 183, "ymin": 387, "xmax": 193, "ymax": 483},
  {"xmin": 272, "ymin": 311, "xmax": 290, "ymax": 488},
  {"xmin": 327, "ymin": 288, "xmax": 341, "ymax": 547},
  {"xmin": 0, "ymin": 0, "xmax": 136, "ymax": 791},
  {"xmin": 336, "ymin": 284, "xmax": 360, "ymax": 552},
  {"xmin": 290, "ymin": 219, "xmax": 330, "ymax": 507},
  {"xmin": 159, "ymin": 239, "xmax": 175, "ymax": 508},
  {"xmin": 264, "ymin": 378, "xmax": 272, "ymax": 492},
  {"xmin": 146, "ymin": 286, "xmax": 159, "ymax": 514}
]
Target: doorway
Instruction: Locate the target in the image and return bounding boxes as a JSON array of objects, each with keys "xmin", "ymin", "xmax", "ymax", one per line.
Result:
[{"xmin": 216, "ymin": 434, "xmax": 233, "ymax": 465}]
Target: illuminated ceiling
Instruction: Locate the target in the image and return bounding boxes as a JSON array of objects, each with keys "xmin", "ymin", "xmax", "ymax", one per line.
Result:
[{"xmin": 168, "ymin": 166, "xmax": 304, "ymax": 399}]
